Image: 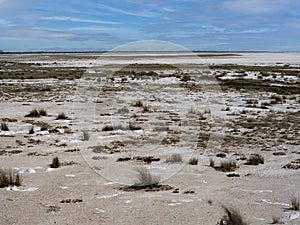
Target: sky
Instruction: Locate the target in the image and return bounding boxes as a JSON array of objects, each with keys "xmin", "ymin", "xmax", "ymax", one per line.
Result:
[{"xmin": 0, "ymin": 0, "xmax": 299, "ymax": 52}]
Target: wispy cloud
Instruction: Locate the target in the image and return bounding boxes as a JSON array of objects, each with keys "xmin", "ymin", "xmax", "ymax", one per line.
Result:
[
  {"xmin": 40, "ymin": 16, "xmax": 122, "ymax": 25},
  {"xmin": 98, "ymin": 4, "xmax": 157, "ymax": 18},
  {"xmin": 222, "ymin": 0, "xmax": 290, "ymax": 14}
]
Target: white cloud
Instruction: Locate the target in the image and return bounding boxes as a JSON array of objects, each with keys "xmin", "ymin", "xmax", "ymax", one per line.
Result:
[
  {"xmin": 40, "ymin": 16, "xmax": 122, "ymax": 25},
  {"xmin": 223, "ymin": 0, "xmax": 289, "ymax": 14},
  {"xmin": 98, "ymin": 4, "xmax": 157, "ymax": 17}
]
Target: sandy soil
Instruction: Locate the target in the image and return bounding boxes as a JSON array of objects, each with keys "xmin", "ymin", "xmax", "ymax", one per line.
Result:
[{"xmin": 0, "ymin": 52, "xmax": 299, "ymax": 225}]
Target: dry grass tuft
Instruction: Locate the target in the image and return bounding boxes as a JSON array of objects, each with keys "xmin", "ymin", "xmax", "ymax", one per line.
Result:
[{"xmin": 0, "ymin": 168, "xmax": 22, "ymax": 188}]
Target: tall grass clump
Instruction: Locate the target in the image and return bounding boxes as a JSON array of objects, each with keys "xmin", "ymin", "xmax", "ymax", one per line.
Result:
[
  {"xmin": 218, "ymin": 206, "xmax": 248, "ymax": 225},
  {"xmin": 166, "ymin": 154, "xmax": 183, "ymax": 163},
  {"xmin": 134, "ymin": 167, "xmax": 159, "ymax": 188},
  {"xmin": 189, "ymin": 157, "xmax": 198, "ymax": 165},
  {"xmin": 246, "ymin": 154, "xmax": 264, "ymax": 165},
  {"xmin": 219, "ymin": 159, "xmax": 237, "ymax": 172},
  {"xmin": 50, "ymin": 156, "xmax": 60, "ymax": 168},
  {"xmin": 39, "ymin": 109, "xmax": 47, "ymax": 116},
  {"xmin": 1, "ymin": 122, "xmax": 9, "ymax": 131},
  {"xmin": 25, "ymin": 109, "xmax": 40, "ymax": 117},
  {"xmin": 290, "ymin": 195, "xmax": 300, "ymax": 210},
  {"xmin": 0, "ymin": 168, "xmax": 22, "ymax": 188},
  {"xmin": 56, "ymin": 113, "xmax": 68, "ymax": 120},
  {"xmin": 82, "ymin": 130, "xmax": 90, "ymax": 141}
]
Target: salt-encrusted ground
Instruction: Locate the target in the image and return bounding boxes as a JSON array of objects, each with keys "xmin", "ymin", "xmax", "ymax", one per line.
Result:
[{"xmin": 0, "ymin": 52, "xmax": 299, "ymax": 225}]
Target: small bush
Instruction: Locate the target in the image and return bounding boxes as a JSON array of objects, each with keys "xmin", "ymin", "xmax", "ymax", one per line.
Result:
[
  {"xmin": 1, "ymin": 122, "xmax": 9, "ymax": 131},
  {"xmin": 28, "ymin": 126, "xmax": 35, "ymax": 134},
  {"xmin": 134, "ymin": 167, "xmax": 159, "ymax": 187},
  {"xmin": 50, "ymin": 156, "xmax": 60, "ymax": 168},
  {"xmin": 25, "ymin": 109, "xmax": 40, "ymax": 117},
  {"xmin": 0, "ymin": 168, "xmax": 22, "ymax": 188},
  {"xmin": 82, "ymin": 131, "xmax": 90, "ymax": 141},
  {"xmin": 246, "ymin": 154, "xmax": 264, "ymax": 165},
  {"xmin": 166, "ymin": 154, "xmax": 183, "ymax": 163},
  {"xmin": 39, "ymin": 109, "xmax": 47, "ymax": 116},
  {"xmin": 290, "ymin": 195, "xmax": 300, "ymax": 210},
  {"xmin": 189, "ymin": 157, "xmax": 198, "ymax": 165},
  {"xmin": 218, "ymin": 206, "xmax": 248, "ymax": 225},
  {"xmin": 56, "ymin": 113, "xmax": 68, "ymax": 120}
]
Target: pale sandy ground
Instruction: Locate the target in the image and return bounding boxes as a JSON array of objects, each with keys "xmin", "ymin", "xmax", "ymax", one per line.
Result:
[{"xmin": 0, "ymin": 52, "xmax": 299, "ymax": 225}]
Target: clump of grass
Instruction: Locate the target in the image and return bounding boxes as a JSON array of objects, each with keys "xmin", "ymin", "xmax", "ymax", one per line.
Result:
[
  {"xmin": 25, "ymin": 109, "xmax": 40, "ymax": 117},
  {"xmin": 1, "ymin": 122, "xmax": 9, "ymax": 131},
  {"xmin": 246, "ymin": 154, "xmax": 264, "ymax": 165},
  {"xmin": 271, "ymin": 216, "xmax": 284, "ymax": 224},
  {"xmin": 218, "ymin": 206, "xmax": 248, "ymax": 225},
  {"xmin": 40, "ymin": 124, "xmax": 48, "ymax": 131},
  {"xmin": 56, "ymin": 113, "xmax": 68, "ymax": 120},
  {"xmin": 82, "ymin": 130, "xmax": 90, "ymax": 141},
  {"xmin": 209, "ymin": 158, "xmax": 215, "ymax": 168},
  {"xmin": 28, "ymin": 126, "xmax": 35, "ymax": 134},
  {"xmin": 189, "ymin": 157, "xmax": 198, "ymax": 165},
  {"xmin": 290, "ymin": 195, "xmax": 299, "ymax": 210},
  {"xmin": 217, "ymin": 159, "xmax": 237, "ymax": 172},
  {"xmin": 133, "ymin": 100, "xmax": 143, "ymax": 107},
  {"xmin": 102, "ymin": 123, "xmax": 141, "ymax": 131},
  {"xmin": 166, "ymin": 154, "xmax": 183, "ymax": 163},
  {"xmin": 50, "ymin": 156, "xmax": 60, "ymax": 168},
  {"xmin": 0, "ymin": 168, "xmax": 22, "ymax": 188},
  {"xmin": 134, "ymin": 167, "xmax": 159, "ymax": 187},
  {"xmin": 39, "ymin": 109, "xmax": 47, "ymax": 116}
]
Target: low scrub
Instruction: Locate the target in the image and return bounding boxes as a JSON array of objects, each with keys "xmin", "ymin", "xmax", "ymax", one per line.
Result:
[{"xmin": 0, "ymin": 168, "xmax": 22, "ymax": 188}]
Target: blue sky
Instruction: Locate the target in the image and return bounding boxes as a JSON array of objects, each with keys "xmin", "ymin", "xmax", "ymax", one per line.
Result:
[{"xmin": 0, "ymin": 0, "xmax": 299, "ymax": 51}]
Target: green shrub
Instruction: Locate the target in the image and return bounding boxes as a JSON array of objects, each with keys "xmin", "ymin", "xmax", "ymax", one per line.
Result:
[
  {"xmin": 166, "ymin": 154, "xmax": 183, "ymax": 163},
  {"xmin": 218, "ymin": 206, "xmax": 248, "ymax": 225},
  {"xmin": 50, "ymin": 156, "xmax": 60, "ymax": 168},
  {"xmin": 56, "ymin": 113, "xmax": 68, "ymax": 120},
  {"xmin": 189, "ymin": 157, "xmax": 198, "ymax": 165},
  {"xmin": 246, "ymin": 154, "xmax": 264, "ymax": 165},
  {"xmin": 1, "ymin": 122, "xmax": 9, "ymax": 131},
  {"xmin": 0, "ymin": 168, "xmax": 22, "ymax": 188}
]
